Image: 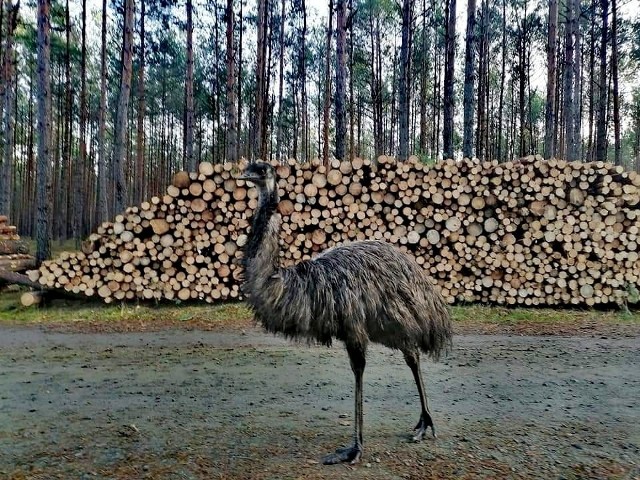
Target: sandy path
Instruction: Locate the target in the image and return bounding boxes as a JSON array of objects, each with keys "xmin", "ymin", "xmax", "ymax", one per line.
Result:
[{"xmin": 0, "ymin": 326, "xmax": 638, "ymax": 479}]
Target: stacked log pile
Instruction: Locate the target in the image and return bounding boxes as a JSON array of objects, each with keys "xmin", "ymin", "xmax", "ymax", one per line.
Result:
[
  {"xmin": 28, "ymin": 156, "xmax": 640, "ymax": 307},
  {"xmin": 0, "ymin": 215, "xmax": 34, "ymax": 272}
]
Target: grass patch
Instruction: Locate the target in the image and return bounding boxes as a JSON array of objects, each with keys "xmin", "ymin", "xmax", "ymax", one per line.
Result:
[
  {"xmin": 451, "ymin": 304, "xmax": 640, "ymax": 325},
  {"xmin": 0, "ymin": 290, "xmax": 253, "ymax": 327},
  {"xmin": 1, "ymin": 289, "xmax": 639, "ymax": 334}
]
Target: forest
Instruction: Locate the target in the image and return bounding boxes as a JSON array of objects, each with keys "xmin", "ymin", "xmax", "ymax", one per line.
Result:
[{"xmin": 0, "ymin": 0, "xmax": 638, "ymax": 257}]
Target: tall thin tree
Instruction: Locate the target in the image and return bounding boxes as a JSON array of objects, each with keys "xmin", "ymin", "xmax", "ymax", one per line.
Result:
[
  {"xmin": 225, "ymin": 0, "xmax": 237, "ymax": 162},
  {"xmin": 75, "ymin": 0, "xmax": 87, "ymax": 240},
  {"xmin": 544, "ymin": 0, "xmax": 558, "ymax": 159},
  {"xmin": 611, "ymin": 0, "xmax": 621, "ymax": 165},
  {"xmin": 462, "ymin": 0, "xmax": 476, "ymax": 159},
  {"xmin": 185, "ymin": 0, "xmax": 195, "ymax": 170},
  {"xmin": 335, "ymin": 0, "xmax": 347, "ymax": 161},
  {"xmin": 254, "ymin": 0, "xmax": 268, "ymax": 160},
  {"xmin": 112, "ymin": 0, "xmax": 135, "ymax": 214},
  {"xmin": 442, "ymin": 0, "xmax": 456, "ymax": 160},
  {"xmin": 135, "ymin": 0, "xmax": 145, "ymax": 204},
  {"xmin": 322, "ymin": 0, "xmax": 334, "ymax": 166},
  {"xmin": 594, "ymin": 0, "xmax": 608, "ymax": 161},
  {"xmin": 398, "ymin": 0, "xmax": 414, "ymax": 161},
  {"xmin": 35, "ymin": 0, "xmax": 52, "ymax": 263},
  {"xmin": 0, "ymin": 0, "xmax": 18, "ymax": 217},
  {"xmin": 96, "ymin": 0, "xmax": 108, "ymax": 224}
]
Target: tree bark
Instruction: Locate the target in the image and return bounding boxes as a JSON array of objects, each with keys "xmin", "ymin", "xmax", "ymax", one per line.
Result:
[
  {"xmin": 462, "ymin": 0, "xmax": 476, "ymax": 159},
  {"xmin": 611, "ymin": 0, "xmax": 621, "ymax": 166},
  {"xmin": 225, "ymin": 0, "xmax": 237, "ymax": 162},
  {"xmin": 300, "ymin": 0, "xmax": 308, "ymax": 161},
  {"xmin": 134, "ymin": 0, "xmax": 145, "ymax": 205},
  {"xmin": 571, "ymin": 0, "xmax": 582, "ymax": 161},
  {"xmin": 398, "ymin": 0, "xmax": 414, "ymax": 161},
  {"xmin": 0, "ymin": 0, "xmax": 18, "ymax": 218},
  {"xmin": 334, "ymin": 0, "xmax": 347, "ymax": 161},
  {"xmin": 275, "ymin": 0, "xmax": 285, "ymax": 159},
  {"xmin": 112, "ymin": 0, "xmax": 134, "ymax": 214},
  {"xmin": 497, "ymin": 0, "xmax": 506, "ymax": 161},
  {"xmin": 185, "ymin": 0, "xmax": 195, "ymax": 170},
  {"xmin": 594, "ymin": 0, "xmax": 608, "ymax": 161},
  {"xmin": 96, "ymin": 0, "xmax": 108, "ymax": 225},
  {"xmin": 75, "ymin": 0, "xmax": 87, "ymax": 240},
  {"xmin": 322, "ymin": 0, "xmax": 333, "ymax": 166},
  {"xmin": 370, "ymin": 6, "xmax": 383, "ymax": 158},
  {"xmin": 254, "ymin": 0, "xmax": 268, "ymax": 160},
  {"xmin": 442, "ymin": 0, "xmax": 456, "ymax": 160},
  {"xmin": 544, "ymin": 0, "xmax": 558, "ymax": 159},
  {"xmin": 36, "ymin": 0, "xmax": 52, "ymax": 263}
]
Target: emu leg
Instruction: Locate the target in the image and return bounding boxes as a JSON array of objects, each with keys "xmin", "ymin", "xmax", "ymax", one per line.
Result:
[
  {"xmin": 322, "ymin": 343, "xmax": 366, "ymax": 465},
  {"xmin": 403, "ymin": 350, "xmax": 437, "ymax": 441}
]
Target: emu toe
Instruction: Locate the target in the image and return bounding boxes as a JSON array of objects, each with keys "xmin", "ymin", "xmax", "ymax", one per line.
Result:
[
  {"xmin": 413, "ymin": 412, "xmax": 437, "ymax": 441},
  {"xmin": 322, "ymin": 443, "xmax": 363, "ymax": 465}
]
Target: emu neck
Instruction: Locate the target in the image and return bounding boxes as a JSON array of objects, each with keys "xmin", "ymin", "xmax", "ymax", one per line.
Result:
[{"xmin": 244, "ymin": 187, "xmax": 280, "ymax": 289}]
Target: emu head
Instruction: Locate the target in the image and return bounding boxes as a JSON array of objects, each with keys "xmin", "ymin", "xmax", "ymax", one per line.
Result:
[{"xmin": 239, "ymin": 162, "xmax": 277, "ymax": 194}]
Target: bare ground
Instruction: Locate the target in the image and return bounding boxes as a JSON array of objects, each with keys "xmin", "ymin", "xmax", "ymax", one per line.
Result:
[{"xmin": 0, "ymin": 323, "xmax": 638, "ymax": 480}]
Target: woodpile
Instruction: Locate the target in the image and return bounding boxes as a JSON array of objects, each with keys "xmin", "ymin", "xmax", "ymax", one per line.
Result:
[
  {"xmin": 0, "ymin": 215, "xmax": 35, "ymax": 272},
  {"xmin": 28, "ymin": 156, "xmax": 640, "ymax": 307}
]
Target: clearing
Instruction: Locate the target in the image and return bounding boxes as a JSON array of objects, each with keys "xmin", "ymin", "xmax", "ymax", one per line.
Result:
[{"xmin": 0, "ymin": 308, "xmax": 638, "ymax": 479}]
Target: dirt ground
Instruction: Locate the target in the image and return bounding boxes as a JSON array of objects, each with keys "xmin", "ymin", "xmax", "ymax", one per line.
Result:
[{"xmin": 0, "ymin": 323, "xmax": 638, "ymax": 480}]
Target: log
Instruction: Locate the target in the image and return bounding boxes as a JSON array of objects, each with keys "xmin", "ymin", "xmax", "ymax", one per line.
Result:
[
  {"xmin": 21, "ymin": 291, "xmax": 44, "ymax": 307},
  {"xmin": 173, "ymin": 171, "xmax": 191, "ymax": 188},
  {"xmin": 0, "ymin": 239, "xmax": 29, "ymax": 255},
  {"xmin": 0, "ymin": 269, "xmax": 43, "ymax": 289},
  {"xmin": 0, "ymin": 257, "xmax": 37, "ymax": 272},
  {"xmin": 27, "ymin": 156, "xmax": 640, "ymax": 307}
]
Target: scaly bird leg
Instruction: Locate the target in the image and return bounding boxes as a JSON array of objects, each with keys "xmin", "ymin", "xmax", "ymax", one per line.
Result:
[
  {"xmin": 323, "ymin": 343, "xmax": 366, "ymax": 465},
  {"xmin": 403, "ymin": 350, "xmax": 437, "ymax": 441}
]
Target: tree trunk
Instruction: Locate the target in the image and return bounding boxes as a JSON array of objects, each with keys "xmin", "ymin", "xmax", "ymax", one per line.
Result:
[
  {"xmin": 225, "ymin": 0, "xmax": 237, "ymax": 162},
  {"xmin": 370, "ymin": 7, "xmax": 383, "ymax": 158},
  {"xmin": 0, "ymin": 0, "xmax": 18, "ymax": 217},
  {"xmin": 63, "ymin": 0, "xmax": 73, "ymax": 239},
  {"xmin": 594, "ymin": 0, "xmax": 608, "ymax": 161},
  {"xmin": 134, "ymin": 0, "xmax": 145, "ymax": 205},
  {"xmin": 236, "ymin": 0, "xmax": 243, "ymax": 160},
  {"xmin": 334, "ymin": 0, "xmax": 347, "ymax": 161},
  {"xmin": 75, "ymin": 0, "xmax": 88, "ymax": 240},
  {"xmin": 112, "ymin": 0, "xmax": 134, "ymax": 214},
  {"xmin": 476, "ymin": 0, "xmax": 488, "ymax": 160},
  {"xmin": 96, "ymin": 0, "xmax": 108, "ymax": 225},
  {"xmin": 544, "ymin": 0, "xmax": 558, "ymax": 159},
  {"xmin": 462, "ymin": 0, "xmax": 476, "ymax": 159},
  {"xmin": 496, "ymin": 0, "xmax": 506, "ymax": 161},
  {"xmin": 322, "ymin": 0, "xmax": 333, "ymax": 166},
  {"xmin": 184, "ymin": 0, "xmax": 195, "ymax": 170},
  {"xmin": 300, "ymin": 1, "xmax": 308, "ymax": 161},
  {"xmin": 611, "ymin": 0, "xmax": 621, "ymax": 166},
  {"xmin": 398, "ymin": 0, "xmax": 414, "ymax": 161},
  {"xmin": 442, "ymin": 0, "xmax": 456, "ymax": 160},
  {"xmin": 275, "ymin": 0, "xmax": 285, "ymax": 159},
  {"xmin": 587, "ymin": 2, "xmax": 596, "ymax": 161},
  {"xmin": 36, "ymin": 0, "xmax": 52, "ymax": 263},
  {"xmin": 571, "ymin": 0, "xmax": 582, "ymax": 161},
  {"xmin": 254, "ymin": 0, "xmax": 268, "ymax": 160}
]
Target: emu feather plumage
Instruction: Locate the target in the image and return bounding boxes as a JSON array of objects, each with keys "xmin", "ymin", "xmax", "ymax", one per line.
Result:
[{"xmin": 239, "ymin": 161, "xmax": 452, "ymax": 465}]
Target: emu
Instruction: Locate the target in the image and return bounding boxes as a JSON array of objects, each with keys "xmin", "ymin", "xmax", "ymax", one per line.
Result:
[{"xmin": 239, "ymin": 162, "xmax": 452, "ymax": 465}]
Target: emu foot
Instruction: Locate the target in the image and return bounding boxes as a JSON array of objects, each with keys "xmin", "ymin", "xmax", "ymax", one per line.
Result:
[
  {"xmin": 322, "ymin": 443, "xmax": 363, "ymax": 465},
  {"xmin": 413, "ymin": 412, "xmax": 436, "ymax": 441}
]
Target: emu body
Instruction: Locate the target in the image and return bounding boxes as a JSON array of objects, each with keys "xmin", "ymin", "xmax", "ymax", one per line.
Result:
[{"xmin": 240, "ymin": 162, "xmax": 452, "ymax": 464}]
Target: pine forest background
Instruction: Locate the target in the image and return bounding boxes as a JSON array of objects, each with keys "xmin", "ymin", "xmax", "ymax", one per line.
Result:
[{"xmin": 0, "ymin": 0, "xmax": 639, "ymax": 258}]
